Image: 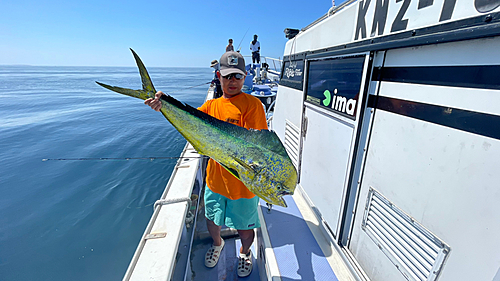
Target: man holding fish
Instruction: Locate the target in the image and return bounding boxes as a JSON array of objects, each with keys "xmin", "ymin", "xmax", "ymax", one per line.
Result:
[
  {"xmin": 145, "ymin": 51, "xmax": 265, "ymax": 277},
  {"xmin": 98, "ymin": 48, "xmax": 296, "ymax": 277}
]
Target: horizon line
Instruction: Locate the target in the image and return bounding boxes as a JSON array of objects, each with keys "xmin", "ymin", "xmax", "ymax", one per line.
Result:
[{"xmin": 0, "ymin": 64, "xmax": 209, "ymax": 68}]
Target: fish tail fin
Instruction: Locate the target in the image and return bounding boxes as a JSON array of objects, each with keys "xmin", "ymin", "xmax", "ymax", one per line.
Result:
[
  {"xmin": 130, "ymin": 48, "xmax": 157, "ymax": 94},
  {"xmin": 95, "ymin": 82, "xmax": 150, "ymax": 100},
  {"xmin": 95, "ymin": 49, "xmax": 157, "ymax": 101}
]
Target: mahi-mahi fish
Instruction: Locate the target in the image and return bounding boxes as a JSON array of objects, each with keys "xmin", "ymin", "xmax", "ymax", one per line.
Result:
[{"xmin": 96, "ymin": 49, "xmax": 297, "ymax": 207}]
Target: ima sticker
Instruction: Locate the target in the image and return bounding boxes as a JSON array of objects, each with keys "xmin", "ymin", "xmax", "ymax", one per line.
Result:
[{"xmin": 323, "ymin": 89, "xmax": 357, "ymax": 116}]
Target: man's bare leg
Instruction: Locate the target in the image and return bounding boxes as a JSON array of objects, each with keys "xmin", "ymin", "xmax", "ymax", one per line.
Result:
[
  {"xmin": 237, "ymin": 229, "xmax": 254, "ymax": 254},
  {"xmin": 206, "ymin": 218, "xmax": 222, "ymax": 246}
]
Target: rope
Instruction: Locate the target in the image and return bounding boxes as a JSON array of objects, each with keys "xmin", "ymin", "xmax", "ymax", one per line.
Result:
[{"xmin": 42, "ymin": 156, "xmax": 202, "ymax": 161}]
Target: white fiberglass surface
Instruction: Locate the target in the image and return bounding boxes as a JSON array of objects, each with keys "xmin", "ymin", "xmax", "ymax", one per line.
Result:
[{"xmin": 300, "ymin": 106, "xmax": 355, "ymax": 236}]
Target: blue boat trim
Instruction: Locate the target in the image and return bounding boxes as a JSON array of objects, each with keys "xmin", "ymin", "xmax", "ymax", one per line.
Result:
[
  {"xmin": 368, "ymin": 95, "xmax": 500, "ymax": 141},
  {"xmin": 372, "ymin": 65, "xmax": 500, "ymax": 90}
]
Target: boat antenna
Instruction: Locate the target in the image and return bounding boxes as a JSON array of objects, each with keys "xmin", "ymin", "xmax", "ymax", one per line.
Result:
[
  {"xmin": 236, "ymin": 28, "xmax": 250, "ymax": 52},
  {"xmin": 42, "ymin": 156, "xmax": 206, "ymax": 161}
]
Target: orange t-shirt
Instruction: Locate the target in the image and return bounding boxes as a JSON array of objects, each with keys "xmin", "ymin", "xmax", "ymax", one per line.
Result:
[{"xmin": 198, "ymin": 92, "xmax": 268, "ymax": 200}]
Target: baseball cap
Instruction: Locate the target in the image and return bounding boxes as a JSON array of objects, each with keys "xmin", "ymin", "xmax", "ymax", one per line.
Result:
[{"xmin": 219, "ymin": 51, "xmax": 246, "ymax": 76}]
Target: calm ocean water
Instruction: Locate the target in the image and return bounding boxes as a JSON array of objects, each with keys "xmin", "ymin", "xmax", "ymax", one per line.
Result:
[{"xmin": 0, "ymin": 65, "xmax": 212, "ymax": 280}]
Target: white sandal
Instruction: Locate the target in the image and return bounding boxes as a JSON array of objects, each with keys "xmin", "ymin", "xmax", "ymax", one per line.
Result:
[
  {"xmin": 237, "ymin": 250, "xmax": 253, "ymax": 277},
  {"xmin": 204, "ymin": 239, "xmax": 225, "ymax": 268}
]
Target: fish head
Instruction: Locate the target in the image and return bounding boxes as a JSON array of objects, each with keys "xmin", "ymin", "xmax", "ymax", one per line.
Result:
[
  {"xmin": 249, "ymin": 160, "xmax": 297, "ymax": 208},
  {"xmin": 267, "ymin": 181, "xmax": 295, "ymax": 207}
]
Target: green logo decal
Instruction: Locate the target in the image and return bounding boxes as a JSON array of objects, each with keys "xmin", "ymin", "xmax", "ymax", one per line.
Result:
[{"xmin": 322, "ymin": 90, "xmax": 331, "ymax": 106}]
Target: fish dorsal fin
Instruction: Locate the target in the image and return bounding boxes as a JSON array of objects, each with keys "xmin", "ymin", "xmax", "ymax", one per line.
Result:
[
  {"xmin": 158, "ymin": 94, "xmax": 290, "ymax": 159},
  {"xmin": 239, "ymin": 129, "xmax": 290, "ymax": 159}
]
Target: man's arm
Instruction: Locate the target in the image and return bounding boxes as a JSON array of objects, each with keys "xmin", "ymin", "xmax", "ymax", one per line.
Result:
[{"xmin": 146, "ymin": 91, "xmax": 209, "ymax": 113}]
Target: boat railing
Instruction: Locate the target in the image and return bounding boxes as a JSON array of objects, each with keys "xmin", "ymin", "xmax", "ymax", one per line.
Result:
[
  {"xmin": 243, "ymin": 55, "xmax": 282, "ymax": 74},
  {"xmin": 122, "ymin": 143, "xmax": 205, "ymax": 281}
]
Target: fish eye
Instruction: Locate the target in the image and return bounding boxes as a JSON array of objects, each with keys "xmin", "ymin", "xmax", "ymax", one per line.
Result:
[{"xmin": 277, "ymin": 186, "xmax": 282, "ymax": 190}]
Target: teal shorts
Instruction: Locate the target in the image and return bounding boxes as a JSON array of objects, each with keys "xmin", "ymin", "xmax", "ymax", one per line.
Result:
[{"xmin": 204, "ymin": 186, "xmax": 261, "ymax": 230}]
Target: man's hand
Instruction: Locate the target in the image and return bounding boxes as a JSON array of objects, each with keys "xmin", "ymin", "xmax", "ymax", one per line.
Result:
[{"xmin": 144, "ymin": 91, "xmax": 165, "ymax": 111}]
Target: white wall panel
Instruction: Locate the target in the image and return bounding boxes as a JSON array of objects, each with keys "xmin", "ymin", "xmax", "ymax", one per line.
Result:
[
  {"xmin": 283, "ymin": 3, "xmax": 358, "ymax": 55},
  {"xmin": 273, "ymin": 86, "xmax": 304, "ymax": 142},
  {"xmin": 384, "ymin": 36, "xmax": 500, "ymax": 67},
  {"xmin": 349, "ymin": 35, "xmax": 500, "ymax": 281},
  {"xmin": 351, "ymin": 109, "xmax": 500, "ymax": 281},
  {"xmin": 300, "ymin": 106, "xmax": 355, "ymax": 235}
]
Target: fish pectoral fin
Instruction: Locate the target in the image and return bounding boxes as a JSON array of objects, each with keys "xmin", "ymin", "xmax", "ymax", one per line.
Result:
[
  {"xmin": 96, "ymin": 82, "xmax": 149, "ymax": 101},
  {"xmin": 233, "ymin": 158, "xmax": 261, "ymax": 174},
  {"xmin": 220, "ymin": 163, "xmax": 240, "ymax": 179}
]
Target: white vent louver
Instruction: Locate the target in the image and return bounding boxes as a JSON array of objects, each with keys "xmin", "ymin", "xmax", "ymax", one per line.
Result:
[
  {"xmin": 362, "ymin": 188, "xmax": 450, "ymax": 281},
  {"xmin": 284, "ymin": 119, "xmax": 300, "ymax": 169}
]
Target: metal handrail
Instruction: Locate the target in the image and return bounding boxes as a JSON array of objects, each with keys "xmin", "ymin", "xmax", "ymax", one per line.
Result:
[{"xmin": 243, "ymin": 55, "xmax": 282, "ymax": 73}]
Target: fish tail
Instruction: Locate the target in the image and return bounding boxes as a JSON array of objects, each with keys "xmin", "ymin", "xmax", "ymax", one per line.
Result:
[
  {"xmin": 95, "ymin": 49, "xmax": 157, "ymax": 101},
  {"xmin": 130, "ymin": 48, "xmax": 157, "ymax": 94},
  {"xmin": 95, "ymin": 82, "xmax": 151, "ymax": 100}
]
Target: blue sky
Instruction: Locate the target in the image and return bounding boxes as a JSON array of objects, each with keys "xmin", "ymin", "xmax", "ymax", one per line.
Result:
[{"xmin": 0, "ymin": 0, "xmax": 341, "ymax": 67}]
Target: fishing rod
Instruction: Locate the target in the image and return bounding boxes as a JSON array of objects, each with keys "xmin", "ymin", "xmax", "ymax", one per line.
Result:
[
  {"xmin": 169, "ymin": 81, "xmax": 211, "ymax": 94},
  {"xmin": 236, "ymin": 28, "xmax": 250, "ymax": 52},
  {"xmin": 42, "ymin": 156, "xmax": 206, "ymax": 161}
]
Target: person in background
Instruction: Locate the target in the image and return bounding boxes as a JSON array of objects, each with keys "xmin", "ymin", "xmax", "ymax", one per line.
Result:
[
  {"xmin": 144, "ymin": 51, "xmax": 266, "ymax": 278},
  {"xmin": 210, "ymin": 60, "xmax": 222, "ymax": 98},
  {"xmin": 226, "ymin": 38, "xmax": 234, "ymax": 52},
  {"xmin": 250, "ymin": 34, "xmax": 260, "ymax": 64}
]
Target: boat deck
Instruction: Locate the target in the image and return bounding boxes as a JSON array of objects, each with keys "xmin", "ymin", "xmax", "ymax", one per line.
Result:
[
  {"xmin": 190, "ymin": 198, "xmax": 261, "ymax": 281},
  {"xmin": 258, "ymin": 196, "xmax": 341, "ymax": 281},
  {"xmin": 187, "ymin": 186, "xmax": 358, "ymax": 281}
]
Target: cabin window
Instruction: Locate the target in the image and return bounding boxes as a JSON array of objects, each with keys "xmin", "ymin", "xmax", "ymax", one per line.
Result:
[
  {"xmin": 306, "ymin": 55, "xmax": 365, "ymax": 120},
  {"xmin": 280, "ymin": 59, "xmax": 305, "ymax": 90}
]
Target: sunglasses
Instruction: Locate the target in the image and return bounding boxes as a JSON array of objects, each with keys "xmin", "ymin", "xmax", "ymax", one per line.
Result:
[{"xmin": 222, "ymin": 73, "xmax": 245, "ymax": 80}]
